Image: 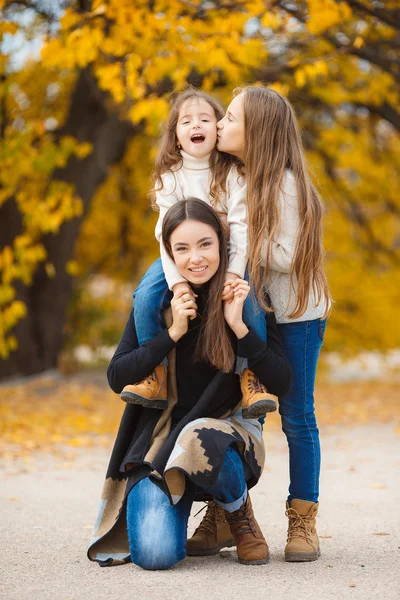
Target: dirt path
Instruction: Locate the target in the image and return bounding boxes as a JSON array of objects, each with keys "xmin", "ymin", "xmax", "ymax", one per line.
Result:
[{"xmin": 2, "ymin": 424, "xmax": 399, "ymax": 600}]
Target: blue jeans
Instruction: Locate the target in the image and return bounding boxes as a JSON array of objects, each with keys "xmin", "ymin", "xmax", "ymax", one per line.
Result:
[
  {"xmin": 278, "ymin": 318, "xmax": 327, "ymax": 503},
  {"xmin": 134, "ymin": 259, "xmax": 266, "ymax": 366},
  {"xmin": 126, "ymin": 446, "xmax": 247, "ymax": 570}
]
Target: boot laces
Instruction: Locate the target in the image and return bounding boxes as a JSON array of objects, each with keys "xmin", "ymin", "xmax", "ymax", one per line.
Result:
[
  {"xmin": 228, "ymin": 500, "xmax": 257, "ymax": 536},
  {"xmin": 193, "ymin": 501, "xmax": 225, "ymax": 536},
  {"xmin": 145, "ymin": 371, "xmax": 157, "ymax": 386},
  {"xmin": 247, "ymin": 371, "xmax": 267, "ymax": 394},
  {"xmin": 285, "ymin": 507, "xmax": 313, "ymax": 542}
]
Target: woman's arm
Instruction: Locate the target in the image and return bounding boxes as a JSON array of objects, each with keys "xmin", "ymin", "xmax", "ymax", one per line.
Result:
[
  {"xmin": 237, "ymin": 313, "xmax": 293, "ymax": 397},
  {"xmin": 224, "ymin": 280, "xmax": 293, "ymax": 397},
  {"xmin": 107, "ymin": 308, "xmax": 176, "ymax": 393}
]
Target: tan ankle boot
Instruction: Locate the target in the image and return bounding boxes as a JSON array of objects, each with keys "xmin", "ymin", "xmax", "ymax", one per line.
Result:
[
  {"xmin": 285, "ymin": 499, "xmax": 320, "ymax": 562},
  {"xmin": 225, "ymin": 495, "xmax": 270, "ymax": 565},
  {"xmin": 241, "ymin": 369, "xmax": 277, "ymax": 419},
  {"xmin": 120, "ymin": 365, "xmax": 168, "ymax": 410},
  {"xmin": 186, "ymin": 501, "xmax": 235, "ymax": 556}
]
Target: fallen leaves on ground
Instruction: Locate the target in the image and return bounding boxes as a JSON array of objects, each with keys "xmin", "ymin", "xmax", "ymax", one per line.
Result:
[{"xmin": 0, "ymin": 373, "xmax": 399, "ymax": 459}]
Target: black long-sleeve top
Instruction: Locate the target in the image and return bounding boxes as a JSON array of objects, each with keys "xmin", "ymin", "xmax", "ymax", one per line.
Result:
[{"xmin": 108, "ymin": 292, "xmax": 293, "ymax": 424}]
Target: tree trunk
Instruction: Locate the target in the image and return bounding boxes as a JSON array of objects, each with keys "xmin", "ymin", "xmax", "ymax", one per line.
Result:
[{"xmin": 0, "ymin": 69, "xmax": 135, "ymax": 380}]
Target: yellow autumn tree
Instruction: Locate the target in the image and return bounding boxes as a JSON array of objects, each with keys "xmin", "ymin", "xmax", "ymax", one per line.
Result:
[{"xmin": 0, "ymin": 0, "xmax": 399, "ymax": 378}]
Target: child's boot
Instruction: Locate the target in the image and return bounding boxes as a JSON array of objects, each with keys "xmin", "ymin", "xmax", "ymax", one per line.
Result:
[
  {"xmin": 224, "ymin": 495, "xmax": 270, "ymax": 565},
  {"xmin": 120, "ymin": 365, "xmax": 168, "ymax": 410},
  {"xmin": 186, "ymin": 501, "xmax": 235, "ymax": 556},
  {"xmin": 285, "ymin": 499, "xmax": 320, "ymax": 562},
  {"xmin": 241, "ymin": 368, "xmax": 277, "ymax": 419}
]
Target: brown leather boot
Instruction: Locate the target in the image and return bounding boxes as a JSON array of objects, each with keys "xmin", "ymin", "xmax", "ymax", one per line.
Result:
[
  {"xmin": 241, "ymin": 369, "xmax": 277, "ymax": 419},
  {"xmin": 285, "ymin": 499, "xmax": 320, "ymax": 562},
  {"xmin": 186, "ymin": 501, "xmax": 235, "ymax": 556},
  {"xmin": 120, "ymin": 365, "xmax": 168, "ymax": 410},
  {"xmin": 225, "ymin": 495, "xmax": 270, "ymax": 565}
]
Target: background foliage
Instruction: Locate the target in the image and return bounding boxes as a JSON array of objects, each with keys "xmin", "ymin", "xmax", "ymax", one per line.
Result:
[{"xmin": 0, "ymin": 0, "xmax": 399, "ymax": 378}]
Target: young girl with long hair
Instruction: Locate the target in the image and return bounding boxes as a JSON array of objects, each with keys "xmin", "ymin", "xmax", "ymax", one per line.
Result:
[
  {"xmin": 190, "ymin": 86, "xmax": 330, "ymax": 563},
  {"xmin": 121, "ymin": 89, "xmax": 277, "ymax": 419},
  {"xmin": 88, "ymin": 199, "xmax": 293, "ymax": 570}
]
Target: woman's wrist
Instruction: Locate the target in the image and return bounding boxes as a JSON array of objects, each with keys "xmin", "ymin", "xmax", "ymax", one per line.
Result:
[
  {"xmin": 229, "ymin": 322, "xmax": 249, "ymax": 339},
  {"xmin": 168, "ymin": 326, "xmax": 182, "ymax": 342}
]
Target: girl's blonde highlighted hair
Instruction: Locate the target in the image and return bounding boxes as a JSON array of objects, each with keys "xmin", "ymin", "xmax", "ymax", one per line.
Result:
[
  {"xmin": 239, "ymin": 86, "xmax": 330, "ymax": 319},
  {"xmin": 151, "ymin": 88, "xmax": 242, "ymax": 208}
]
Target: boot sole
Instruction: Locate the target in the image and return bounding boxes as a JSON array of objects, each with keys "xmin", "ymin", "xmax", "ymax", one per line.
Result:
[
  {"xmin": 120, "ymin": 391, "xmax": 168, "ymax": 410},
  {"xmin": 242, "ymin": 400, "xmax": 277, "ymax": 419},
  {"xmin": 285, "ymin": 548, "xmax": 321, "ymax": 562},
  {"xmin": 238, "ymin": 553, "xmax": 270, "ymax": 566},
  {"xmin": 186, "ymin": 539, "xmax": 235, "ymax": 556}
]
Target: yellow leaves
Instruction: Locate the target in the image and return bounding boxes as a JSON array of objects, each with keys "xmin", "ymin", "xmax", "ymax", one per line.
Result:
[
  {"xmin": 96, "ymin": 63, "xmax": 126, "ymax": 103},
  {"xmin": 0, "ymin": 21, "xmax": 18, "ymax": 36},
  {"xmin": 261, "ymin": 12, "xmax": 280, "ymax": 31},
  {"xmin": 307, "ymin": 0, "xmax": 352, "ymax": 35},
  {"xmin": 294, "ymin": 60, "xmax": 329, "ymax": 88},
  {"xmin": 129, "ymin": 96, "xmax": 170, "ymax": 134}
]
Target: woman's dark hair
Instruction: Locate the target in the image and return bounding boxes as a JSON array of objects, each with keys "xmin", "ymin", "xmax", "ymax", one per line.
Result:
[{"xmin": 162, "ymin": 198, "xmax": 235, "ymax": 373}]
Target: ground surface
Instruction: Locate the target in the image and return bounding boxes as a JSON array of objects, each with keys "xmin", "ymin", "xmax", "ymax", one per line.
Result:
[{"xmin": 2, "ymin": 423, "xmax": 399, "ymax": 600}]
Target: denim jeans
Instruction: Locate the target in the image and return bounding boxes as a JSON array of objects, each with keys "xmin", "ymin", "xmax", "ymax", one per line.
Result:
[
  {"xmin": 277, "ymin": 318, "xmax": 327, "ymax": 503},
  {"xmin": 126, "ymin": 446, "xmax": 247, "ymax": 570},
  {"xmin": 134, "ymin": 259, "xmax": 266, "ymax": 370}
]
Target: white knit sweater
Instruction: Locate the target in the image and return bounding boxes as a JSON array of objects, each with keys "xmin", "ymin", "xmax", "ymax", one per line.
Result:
[
  {"xmin": 263, "ymin": 170, "xmax": 328, "ymax": 324},
  {"xmin": 155, "ymin": 151, "xmax": 247, "ymax": 290}
]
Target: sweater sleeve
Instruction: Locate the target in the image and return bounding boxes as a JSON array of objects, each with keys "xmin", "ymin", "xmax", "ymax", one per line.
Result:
[
  {"xmin": 155, "ymin": 172, "xmax": 187, "ymax": 290},
  {"xmin": 237, "ymin": 311, "xmax": 293, "ymax": 397},
  {"xmin": 107, "ymin": 308, "xmax": 177, "ymax": 394},
  {"xmin": 261, "ymin": 171, "xmax": 299, "ymax": 274},
  {"xmin": 226, "ymin": 169, "xmax": 248, "ymax": 278}
]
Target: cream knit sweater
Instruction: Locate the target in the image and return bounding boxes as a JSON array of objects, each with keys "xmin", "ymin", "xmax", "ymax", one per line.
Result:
[
  {"xmin": 263, "ymin": 170, "xmax": 328, "ymax": 324},
  {"xmin": 155, "ymin": 151, "xmax": 247, "ymax": 290}
]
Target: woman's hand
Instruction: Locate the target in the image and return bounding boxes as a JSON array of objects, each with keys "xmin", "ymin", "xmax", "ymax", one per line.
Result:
[
  {"xmin": 168, "ymin": 288, "xmax": 198, "ymax": 342},
  {"xmin": 223, "ymin": 279, "xmax": 250, "ymax": 339}
]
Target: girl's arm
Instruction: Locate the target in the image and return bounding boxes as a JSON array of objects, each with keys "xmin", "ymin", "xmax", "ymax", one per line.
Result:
[
  {"xmin": 155, "ymin": 172, "xmax": 188, "ymax": 290},
  {"xmin": 107, "ymin": 308, "xmax": 176, "ymax": 393},
  {"xmin": 262, "ymin": 171, "xmax": 299, "ymax": 274},
  {"xmin": 226, "ymin": 169, "xmax": 248, "ymax": 279}
]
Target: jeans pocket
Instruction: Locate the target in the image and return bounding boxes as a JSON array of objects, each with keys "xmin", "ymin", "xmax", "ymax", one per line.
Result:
[{"xmin": 318, "ymin": 318, "xmax": 327, "ymax": 342}]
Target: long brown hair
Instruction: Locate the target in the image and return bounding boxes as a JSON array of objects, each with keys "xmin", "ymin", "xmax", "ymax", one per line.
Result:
[
  {"xmin": 239, "ymin": 86, "xmax": 330, "ymax": 318},
  {"xmin": 151, "ymin": 88, "xmax": 241, "ymax": 207},
  {"xmin": 162, "ymin": 198, "xmax": 235, "ymax": 373}
]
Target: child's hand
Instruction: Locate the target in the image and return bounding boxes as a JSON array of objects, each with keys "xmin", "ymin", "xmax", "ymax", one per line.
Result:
[
  {"xmin": 222, "ymin": 272, "xmax": 240, "ymax": 303},
  {"xmin": 172, "ymin": 282, "xmax": 197, "ymax": 319}
]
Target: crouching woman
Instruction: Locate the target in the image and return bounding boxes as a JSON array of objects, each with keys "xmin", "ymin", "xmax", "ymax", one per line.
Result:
[{"xmin": 87, "ymin": 199, "xmax": 292, "ymax": 570}]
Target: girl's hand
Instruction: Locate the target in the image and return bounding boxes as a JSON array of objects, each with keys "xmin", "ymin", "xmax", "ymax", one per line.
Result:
[
  {"xmin": 168, "ymin": 289, "xmax": 198, "ymax": 342},
  {"xmin": 223, "ymin": 279, "xmax": 250, "ymax": 338}
]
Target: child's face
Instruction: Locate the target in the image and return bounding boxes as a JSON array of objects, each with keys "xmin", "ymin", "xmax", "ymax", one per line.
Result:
[
  {"xmin": 176, "ymin": 98, "xmax": 218, "ymax": 159},
  {"xmin": 170, "ymin": 219, "xmax": 220, "ymax": 287},
  {"xmin": 217, "ymin": 93, "xmax": 245, "ymax": 159}
]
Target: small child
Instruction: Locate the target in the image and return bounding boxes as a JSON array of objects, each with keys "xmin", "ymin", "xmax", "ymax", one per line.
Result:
[{"xmin": 121, "ymin": 89, "xmax": 277, "ymax": 419}]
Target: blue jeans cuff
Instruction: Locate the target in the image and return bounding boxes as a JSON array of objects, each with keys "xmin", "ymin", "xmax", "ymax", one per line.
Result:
[{"xmin": 215, "ymin": 487, "xmax": 248, "ymax": 513}]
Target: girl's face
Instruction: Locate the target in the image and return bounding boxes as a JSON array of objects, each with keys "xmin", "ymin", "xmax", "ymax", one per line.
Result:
[
  {"xmin": 216, "ymin": 93, "xmax": 245, "ymax": 159},
  {"xmin": 169, "ymin": 219, "xmax": 220, "ymax": 287},
  {"xmin": 176, "ymin": 98, "xmax": 218, "ymax": 159}
]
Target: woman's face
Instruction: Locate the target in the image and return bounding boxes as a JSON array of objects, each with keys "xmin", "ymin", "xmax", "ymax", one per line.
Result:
[
  {"xmin": 216, "ymin": 93, "xmax": 245, "ymax": 159},
  {"xmin": 169, "ymin": 219, "xmax": 220, "ymax": 286}
]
